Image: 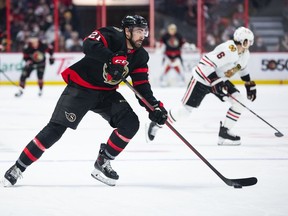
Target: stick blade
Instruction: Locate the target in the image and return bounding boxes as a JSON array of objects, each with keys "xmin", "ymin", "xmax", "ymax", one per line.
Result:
[
  {"xmin": 275, "ymin": 132, "xmax": 284, "ymax": 137},
  {"xmin": 226, "ymin": 177, "xmax": 258, "ymax": 187}
]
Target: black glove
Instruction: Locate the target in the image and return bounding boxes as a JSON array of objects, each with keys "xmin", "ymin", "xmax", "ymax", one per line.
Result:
[
  {"xmin": 148, "ymin": 101, "xmax": 168, "ymax": 125},
  {"xmin": 49, "ymin": 57, "xmax": 55, "ymax": 65},
  {"xmin": 245, "ymin": 81, "xmax": 256, "ymax": 101},
  {"xmin": 107, "ymin": 51, "xmax": 127, "ymax": 81},
  {"xmin": 211, "ymin": 78, "xmax": 227, "ymax": 97}
]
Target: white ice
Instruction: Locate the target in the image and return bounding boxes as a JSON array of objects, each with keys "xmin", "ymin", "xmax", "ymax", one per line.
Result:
[{"xmin": 0, "ymin": 84, "xmax": 287, "ymax": 216}]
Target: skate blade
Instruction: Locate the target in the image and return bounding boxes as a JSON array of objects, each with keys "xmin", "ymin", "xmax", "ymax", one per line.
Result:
[
  {"xmin": 91, "ymin": 169, "xmax": 116, "ymax": 187},
  {"xmin": 218, "ymin": 138, "xmax": 241, "ymax": 146},
  {"xmin": 1, "ymin": 178, "xmax": 13, "ymax": 187}
]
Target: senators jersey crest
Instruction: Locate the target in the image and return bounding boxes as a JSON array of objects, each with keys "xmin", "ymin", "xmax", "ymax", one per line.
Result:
[{"xmin": 102, "ymin": 62, "xmax": 129, "ymax": 85}]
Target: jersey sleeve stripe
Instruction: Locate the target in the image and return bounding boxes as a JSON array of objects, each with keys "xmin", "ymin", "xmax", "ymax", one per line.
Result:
[
  {"xmin": 97, "ymin": 30, "xmax": 108, "ymax": 48},
  {"xmin": 131, "ymin": 68, "xmax": 149, "ymax": 73},
  {"xmin": 83, "ymin": 30, "xmax": 108, "ymax": 48},
  {"xmin": 202, "ymin": 55, "xmax": 217, "ymax": 67},
  {"xmin": 132, "ymin": 80, "xmax": 149, "ymax": 86}
]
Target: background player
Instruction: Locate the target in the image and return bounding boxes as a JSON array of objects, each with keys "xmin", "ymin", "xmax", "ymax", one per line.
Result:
[
  {"xmin": 15, "ymin": 35, "xmax": 55, "ymax": 97},
  {"xmin": 159, "ymin": 23, "xmax": 186, "ymax": 87},
  {"xmin": 147, "ymin": 26, "xmax": 256, "ymax": 146},
  {"xmin": 2, "ymin": 15, "xmax": 167, "ymax": 187}
]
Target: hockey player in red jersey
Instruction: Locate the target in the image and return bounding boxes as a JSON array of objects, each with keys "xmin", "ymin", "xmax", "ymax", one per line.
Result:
[
  {"xmin": 147, "ymin": 26, "xmax": 256, "ymax": 146},
  {"xmin": 2, "ymin": 15, "xmax": 167, "ymax": 187},
  {"xmin": 15, "ymin": 35, "xmax": 55, "ymax": 97}
]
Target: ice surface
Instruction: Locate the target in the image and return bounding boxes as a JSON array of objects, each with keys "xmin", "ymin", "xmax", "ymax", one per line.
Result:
[{"xmin": 0, "ymin": 84, "xmax": 287, "ymax": 216}]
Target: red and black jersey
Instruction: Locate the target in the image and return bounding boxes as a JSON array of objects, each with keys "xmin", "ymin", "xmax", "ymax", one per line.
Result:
[
  {"xmin": 161, "ymin": 33, "xmax": 185, "ymax": 59},
  {"xmin": 62, "ymin": 26, "xmax": 158, "ymax": 106},
  {"xmin": 23, "ymin": 41, "xmax": 54, "ymax": 64}
]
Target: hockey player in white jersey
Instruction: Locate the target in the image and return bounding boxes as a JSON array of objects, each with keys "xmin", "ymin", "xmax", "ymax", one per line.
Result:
[{"xmin": 147, "ymin": 26, "xmax": 256, "ymax": 145}]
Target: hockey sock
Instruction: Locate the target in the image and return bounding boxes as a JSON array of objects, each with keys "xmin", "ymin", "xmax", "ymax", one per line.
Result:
[
  {"xmin": 104, "ymin": 129, "xmax": 131, "ymax": 159},
  {"xmin": 16, "ymin": 122, "xmax": 67, "ymax": 172},
  {"xmin": 38, "ymin": 79, "xmax": 43, "ymax": 90},
  {"xmin": 16, "ymin": 138, "xmax": 46, "ymax": 172},
  {"xmin": 223, "ymin": 108, "xmax": 241, "ymax": 129},
  {"xmin": 174, "ymin": 66, "xmax": 180, "ymax": 73},
  {"xmin": 164, "ymin": 66, "xmax": 171, "ymax": 74},
  {"xmin": 19, "ymin": 80, "xmax": 25, "ymax": 89},
  {"xmin": 223, "ymin": 92, "xmax": 245, "ymax": 129}
]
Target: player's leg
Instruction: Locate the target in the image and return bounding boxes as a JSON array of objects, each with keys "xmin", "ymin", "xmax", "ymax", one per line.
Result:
[
  {"xmin": 172, "ymin": 57, "xmax": 185, "ymax": 86},
  {"xmin": 160, "ymin": 56, "xmax": 172, "ymax": 87},
  {"xmin": 147, "ymin": 77, "xmax": 209, "ymax": 141},
  {"xmin": 216, "ymin": 81, "xmax": 245, "ymax": 145},
  {"xmin": 36, "ymin": 65, "xmax": 45, "ymax": 96},
  {"xmin": 169, "ymin": 78, "xmax": 208, "ymax": 121},
  {"xmin": 91, "ymin": 92, "xmax": 139, "ymax": 186},
  {"xmin": 2, "ymin": 85, "xmax": 91, "ymax": 186},
  {"xmin": 15, "ymin": 67, "xmax": 33, "ymax": 97},
  {"xmin": 2, "ymin": 122, "xmax": 67, "ymax": 186}
]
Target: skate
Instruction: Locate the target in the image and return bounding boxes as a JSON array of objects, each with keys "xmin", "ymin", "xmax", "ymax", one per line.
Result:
[
  {"xmin": 218, "ymin": 122, "xmax": 241, "ymax": 146},
  {"xmin": 146, "ymin": 121, "xmax": 162, "ymax": 142},
  {"xmin": 38, "ymin": 89, "xmax": 43, "ymax": 97},
  {"xmin": 91, "ymin": 143, "xmax": 119, "ymax": 186},
  {"xmin": 15, "ymin": 88, "xmax": 24, "ymax": 97},
  {"xmin": 1, "ymin": 164, "xmax": 23, "ymax": 187}
]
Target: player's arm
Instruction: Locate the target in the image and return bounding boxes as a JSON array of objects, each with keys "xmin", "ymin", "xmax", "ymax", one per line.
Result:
[
  {"xmin": 130, "ymin": 57, "xmax": 167, "ymax": 125},
  {"xmin": 241, "ymin": 74, "xmax": 256, "ymax": 101},
  {"xmin": 22, "ymin": 46, "xmax": 33, "ymax": 67},
  {"xmin": 82, "ymin": 29, "xmax": 113, "ymax": 63},
  {"xmin": 45, "ymin": 43, "xmax": 55, "ymax": 65},
  {"xmin": 238, "ymin": 51, "xmax": 256, "ymax": 101},
  {"xmin": 133, "ymin": 80, "xmax": 168, "ymax": 125}
]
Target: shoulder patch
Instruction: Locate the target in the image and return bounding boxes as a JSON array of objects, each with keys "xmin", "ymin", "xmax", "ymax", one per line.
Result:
[{"xmin": 229, "ymin": 44, "xmax": 237, "ymax": 52}]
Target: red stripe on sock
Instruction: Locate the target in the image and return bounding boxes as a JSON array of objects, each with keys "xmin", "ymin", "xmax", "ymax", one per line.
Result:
[
  {"xmin": 227, "ymin": 111, "xmax": 240, "ymax": 119},
  {"xmin": 33, "ymin": 137, "xmax": 46, "ymax": 151},
  {"xmin": 23, "ymin": 148, "xmax": 38, "ymax": 162},
  {"xmin": 114, "ymin": 129, "xmax": 130, "ymax": 142},
  {"xmin": 107, "ymin": 139, "xmax": 123, "ymax": 152}
]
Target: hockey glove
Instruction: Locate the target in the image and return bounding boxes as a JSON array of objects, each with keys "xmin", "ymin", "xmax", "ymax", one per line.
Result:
[
  {"xmin": 49, "ymin": 57, "xmax": 55, "ymax": 65},
  {"xmin": 107, "ymin": 51, "xmax": 127, "ymax": 81},
  {"xmin": 148, "ymin": 101, "xmax": 168, "ymax": 125},
  {"xmin": 245, "ymin": 81, "xmax": 256, "ymax": 101},
  {"xmin": 211, "ymin": 78, "xmax": 227, "ymax": 97}
]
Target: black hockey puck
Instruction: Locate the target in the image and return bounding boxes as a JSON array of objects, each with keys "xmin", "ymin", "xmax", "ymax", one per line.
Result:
[{"xmin": 234, "ymin": 184, "xmax": 242, "ymax": 189}]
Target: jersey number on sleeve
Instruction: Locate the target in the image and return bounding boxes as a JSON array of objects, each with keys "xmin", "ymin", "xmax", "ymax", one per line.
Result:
[
  {"xmin": 88, "ymin": 31, "xmax": 101, "ymax": 41},
  {"xmin": 217, "ymin": 52, "xmax": 225, "ymax": 59}
]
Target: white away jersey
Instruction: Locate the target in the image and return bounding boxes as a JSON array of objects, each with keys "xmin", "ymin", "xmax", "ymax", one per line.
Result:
[{"xmin": 193, "ymin": 40, "xmax": 250, "ymax": 86}]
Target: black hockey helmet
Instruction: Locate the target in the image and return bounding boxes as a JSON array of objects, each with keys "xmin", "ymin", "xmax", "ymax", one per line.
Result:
[{"xmin": 121, "ymin": 15, "xmax": 148, "ymax": 30}]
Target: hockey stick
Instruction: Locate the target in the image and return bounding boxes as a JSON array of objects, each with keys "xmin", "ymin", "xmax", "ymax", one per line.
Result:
[
  {"xmin": 0, "ymin": 69, "xmax": 19, "ymax": 87},
  {"xmin": 0, "ymin": 58, "xmax": 19, "ymax": 87},
  {"xmin": 228, "ymin": 94, "xmax": 284, "ymax": 137},
  {"xmin": 121, "ymin": 77, "xmax": 257, "ymax": 188}
]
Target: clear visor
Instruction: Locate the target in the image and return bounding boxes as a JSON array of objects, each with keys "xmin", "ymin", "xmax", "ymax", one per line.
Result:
[{"xmin": 132, "ymin": 26, "xmax": 149, "ymax": 37}]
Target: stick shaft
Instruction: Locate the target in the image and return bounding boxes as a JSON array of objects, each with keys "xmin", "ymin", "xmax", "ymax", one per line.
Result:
[
  {"xmin": 229, "ymin": 94, "xmax": 283, "ymax": 134},
  {"xmin": 122, "ymin": 78, "xmax": 228, "ymax": 183}
]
